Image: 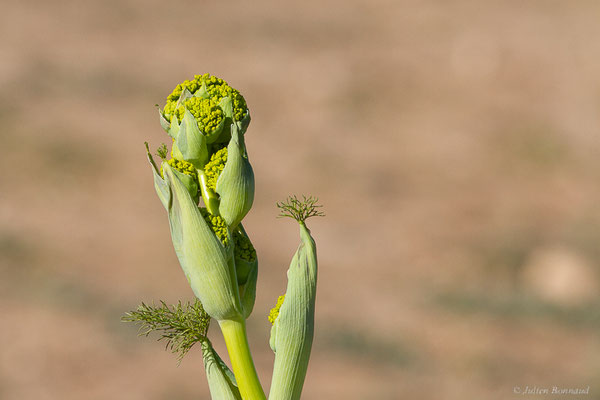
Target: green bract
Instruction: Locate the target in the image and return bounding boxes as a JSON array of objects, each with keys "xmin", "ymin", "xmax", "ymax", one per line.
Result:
[
  {"xmin": 268, "ymin": 221, "xmax": 318, "ymax": 400},
  {"xmin": 233, "ymin": 227, "xmax": 257, "ymax": 285},
  {"xmin": 234, "ymin": 224, "xmax": 258, "ymax": 319},
  {"xmin": 215, "ymin": 122, "xmax": 255, "ymax": 229},
  {"xmin": 164, "ymin": 157, "xmax": 200, "ymax": 204},
  {"xmin": 201, "ymin": 339, "xmax": 242, "ymax": 400},
  {"xmin": 171, "ymin": 109, "xmax": 210, "ymax": 169}
]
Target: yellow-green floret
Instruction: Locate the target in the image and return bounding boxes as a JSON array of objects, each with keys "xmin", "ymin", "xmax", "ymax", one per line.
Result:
[
  {"xmin": 268, "ymin": 295, "xmax": 286, "ymax": 324},
  {"xmin": 166, "ymin": 97, "xmax": 224, "ymax": 134},
  {"xmin": 166, "ymin": 78, "xmax": 201, "ymax": 103},
  {"xmin": 199, "ymin": 207, "xmax": 229, "ymax": 246},
  {"xmin": 167, "ymin": 158, "xmax": 197, "ymax": 177},
  {"xmin": 200, "ymin": 74, "xmax": 247, "ymax": 122},
  {"xmin": 233, "ymin": 231, "xmax": 256, "ymax": 263},
  {"xmin": 163, "ymin": 74, "xmax": 248, "ymax": 125},
  {"xmin": 204, "ymin": 147, "xmax": 228, "ymax": 190},
  {"xmin": 160, "ymin": 158, "xmax": 197, "ymax": 180}
]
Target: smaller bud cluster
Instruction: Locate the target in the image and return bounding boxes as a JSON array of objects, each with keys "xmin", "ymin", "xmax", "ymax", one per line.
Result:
[
  {"xmin": 268, "ymin": 295, "xmax": 286, "ymax": 325},
  {"xmin": 165, "ymin": 157, "xmax": 197, "ymax": 179},
  {"xmin": 197, "ymin": 73, "xmax": 248, "ymax": 122},
  {"xmin": 233, "ymin": 230, "xmax": 256, "ymax": 263},
  {"xmin": 204, "ymin": 146, "xmax": 228, "ymax": 191},
  {"xmin": 199, "ymin": 207, "xmax": 229, "ymax": 246}
]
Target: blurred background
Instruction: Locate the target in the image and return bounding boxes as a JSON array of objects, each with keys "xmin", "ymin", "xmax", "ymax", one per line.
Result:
[{"xmin": 1, "ymin": 0, "xmax": 600, "ymax": 399}]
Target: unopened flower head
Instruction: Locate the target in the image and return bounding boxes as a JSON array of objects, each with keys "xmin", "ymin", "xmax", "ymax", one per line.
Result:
[
  {"xmin": 156, "ymin": 74, "xmax": 254, "ymax": 227},
  {"xmin": 163, "ymin": 74, "xmax": 248, "ymax": 135}
]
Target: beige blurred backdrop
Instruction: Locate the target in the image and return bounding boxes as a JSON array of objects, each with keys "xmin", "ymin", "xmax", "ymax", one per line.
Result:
[{"xmin": 1, "ymin": 1, "xmax": 600, "ymax": 399}]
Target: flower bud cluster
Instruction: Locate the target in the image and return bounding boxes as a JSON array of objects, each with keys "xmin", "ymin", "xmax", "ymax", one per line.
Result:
[
  {"xmin": 204, "ymin": 146, "xmax": 228, "ymax": 191},
  {"xmin": 199, "ymin": 207, "xmax": 229, "ymax": 247},
  {"xmin": 163, "ymin": 73, "xmax": 248, "ymax": 129},
  {"xmin": 233, "ymin": 230, "xmax": 256, "ymax": 263},
  {"xmin": 165, "ymin": 158, "xmax": 197, "ymax": 179},
  {"xmin": 148, "ymin": 73, "xmax": 256, "ymax": 325},
  {"xmin": 268, "ymin": 295, "xmax": 285, "ymax": 324},
  {"xmin": 172, "ymin": 97, "xmax": 224, "ymax": 135},
  {"xmin": 158, "ymin": 74, "xmax": 253, "ymax": 226}
]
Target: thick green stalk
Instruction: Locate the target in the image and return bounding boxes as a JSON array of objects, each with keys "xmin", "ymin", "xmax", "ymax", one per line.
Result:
[{"xmin": 219, "ymin": 319, "xmax": 266, "ymax": 400}]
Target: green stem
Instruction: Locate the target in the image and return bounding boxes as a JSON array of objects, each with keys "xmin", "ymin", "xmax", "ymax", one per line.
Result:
[{"xmin": 219, "ymin": 319, "xmax": 266, "ymax": 400}]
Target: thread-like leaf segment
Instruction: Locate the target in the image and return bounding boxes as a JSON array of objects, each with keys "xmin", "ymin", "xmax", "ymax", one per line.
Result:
[{"xmin": 122, "ymin": 300, "xmax": 210, "ymax": 361}]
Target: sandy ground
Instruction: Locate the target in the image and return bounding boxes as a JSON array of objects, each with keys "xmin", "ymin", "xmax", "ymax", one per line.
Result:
[{"xmin": 1, "ymin": 1, "xmax": 600, "ymax": 399}]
